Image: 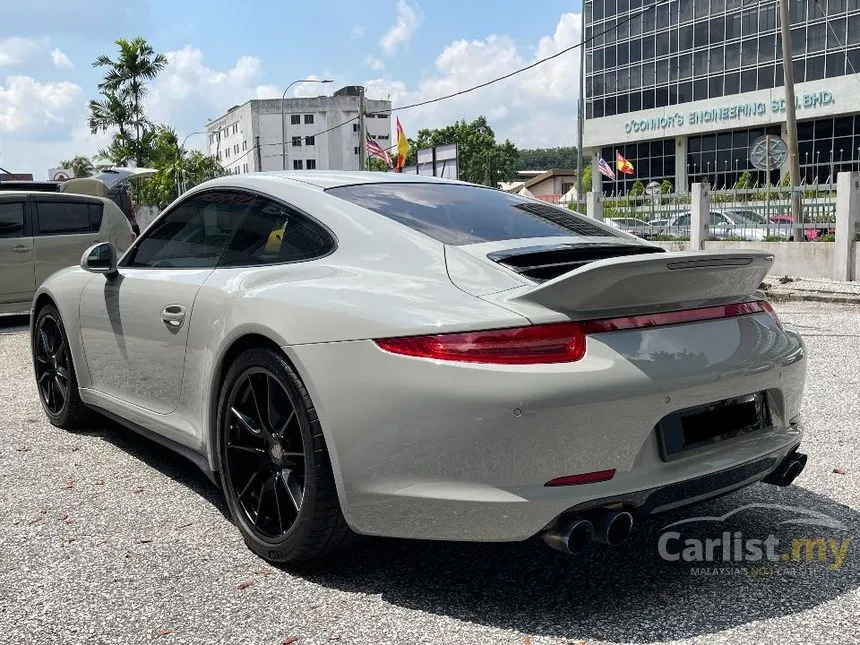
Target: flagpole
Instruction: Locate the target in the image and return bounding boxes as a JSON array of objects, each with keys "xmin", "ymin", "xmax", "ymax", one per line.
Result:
[{"xmin": 358, "ymin": 86, "xmax": 367, "ymax": 170}]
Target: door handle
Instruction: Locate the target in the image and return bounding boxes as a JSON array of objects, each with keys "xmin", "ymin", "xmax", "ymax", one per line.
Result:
[
  {"xmin": 12, "ymin": 244, "xmax": 30, "ymax": 253},
  {"xmin": 161, "ymin": 304, "xmax": 186, "ymax": 330}
]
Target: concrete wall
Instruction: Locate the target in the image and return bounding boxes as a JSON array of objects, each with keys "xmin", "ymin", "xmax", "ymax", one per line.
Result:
[{"xmin": 652, "ymin": 240, "xmax": 839, "ymax": 279}]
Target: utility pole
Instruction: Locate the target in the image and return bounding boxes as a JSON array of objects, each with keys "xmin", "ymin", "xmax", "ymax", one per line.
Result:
[
  {"xmin": 358, "ymin": 86, "xmax": 367, "ymax": 170},
  {"xmin": 779, "ymin": 0, "xmax": 803, "ymax": 236},
  {"xmin": 255, "ymin": 136, "xmax": 262, "ymax": 172},
  {"xmin": 576, "ymin": 8, "xmax": 586, "ymax": 200}
]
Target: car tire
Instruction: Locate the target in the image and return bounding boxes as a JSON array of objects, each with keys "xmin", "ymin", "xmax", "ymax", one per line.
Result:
[
  {"xmin": 32, "ymin": 304, "xmax": 91, "ymax": 429},
  {"xmin": 217, "ymin": 348, "xmax": 355, "ymax": 567}
]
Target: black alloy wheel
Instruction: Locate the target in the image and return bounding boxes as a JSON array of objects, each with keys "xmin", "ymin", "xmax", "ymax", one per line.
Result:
[
  {"xmin": 217, "ymin": 348, "xmax": 354, "ymax": 565},
  {"xmin": 34, "ymin": 313, "xmax": 71, "ymax": 415},
  {"xmin": 224, "ymin": 367, "xmax": 307, "ymax": 539},
  {"xmin": 32, "ymin": 304, "xmax": 90, "ymax": 429}
]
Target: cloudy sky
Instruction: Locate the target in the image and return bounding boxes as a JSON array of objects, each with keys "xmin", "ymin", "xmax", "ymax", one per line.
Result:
[{"xmin": 0, "ymin": 0, "xmax": 580, "ymax": 177}]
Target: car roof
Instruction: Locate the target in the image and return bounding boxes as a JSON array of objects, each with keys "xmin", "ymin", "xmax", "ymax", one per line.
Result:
[
  {"xmin": 221, "ymin": 170, "xmax": 466, "ymax": 190},
  {"xmin": 0, "ymin": 190, "xmax": 108, "ymax": 204}
]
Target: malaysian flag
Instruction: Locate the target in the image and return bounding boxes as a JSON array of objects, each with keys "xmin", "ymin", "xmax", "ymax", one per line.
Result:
[
  {"xmin": 366, "ymin": 138, "xmax": 393, "ymax": 167},
  {"xmin": 597, "ymin": 155, "xmax": 615, "ymax": 180}
]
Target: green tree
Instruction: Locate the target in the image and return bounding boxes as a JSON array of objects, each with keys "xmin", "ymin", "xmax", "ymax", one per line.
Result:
[
  {"xmin": 580, "ymin": 165, "xmax": 592, "ymax": 193},
  {"xmin": 629, "ymin": 180, "xmax": 645, "ymax": 196},
  {"xmin": 367, "ymin": 157, "xmax": 391, "ymax": 172},
  {"xmin": 60, "ymin": 156, "xmax": 94, "ymax": 178},
  {"xmin": 734, "ymin": 170, "xmax": 752, "ymax": 189},
  {"xmin": 659, "ymin": 179, "xmax": 673, "ymax": 194},
  {"xmin": 515, "ymin": 146, "xmax": 580, "ymax": 171},
  {"xmin": 413, "ymin": 116, "xmax": 518, "ymax": 185},
  {"xmin": 132, "ymin": 124, "xmax": 224, "ymax": 208},
  {"xmin": 88, "ymin": 90, "xmax": 136, "ymax": 164},
  {"xmin": 90, "ymin": 37, "xmax": 167, "ymax": 166}
]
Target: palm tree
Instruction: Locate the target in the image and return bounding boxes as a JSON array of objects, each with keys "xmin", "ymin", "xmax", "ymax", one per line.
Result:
[
  {"xmin": 59, "ymin": 156, "xmax": 94, "ymax": 178},
  {"xmin": 92, "ymin": 37, "xmax": 167, "ymax": 166}
]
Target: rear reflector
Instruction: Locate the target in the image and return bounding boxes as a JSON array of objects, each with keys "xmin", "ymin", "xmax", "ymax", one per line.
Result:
[
  {"xmin": 545, "ymin": 469, "xmax": 616, "ymax": 487},
  {"xmin": 374, "ymin": 300, "xmax": 778, "ymax": 364}
]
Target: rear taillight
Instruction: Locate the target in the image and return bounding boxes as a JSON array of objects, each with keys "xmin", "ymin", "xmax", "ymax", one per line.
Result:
[
  {"xmin": 374, "ymin": 322, "xmax": 586, "ymax": 365},
  {"xmin": 373, "ymin": 300, "xmax": 777, "ymax": 365},
  {"xmin": 581, "ymin": 300, "xmax": 780, "ymax": 333}
]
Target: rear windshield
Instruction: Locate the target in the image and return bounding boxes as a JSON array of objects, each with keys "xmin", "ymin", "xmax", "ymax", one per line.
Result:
[{"xmin": 326, "ymin": 182, "xmax": 615, "ymax": 245}]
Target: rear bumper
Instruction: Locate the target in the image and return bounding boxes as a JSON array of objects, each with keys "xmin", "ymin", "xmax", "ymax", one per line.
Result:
[{"xmin": 286, "ymin": 312, "xmax": 807, "ymax": 542}]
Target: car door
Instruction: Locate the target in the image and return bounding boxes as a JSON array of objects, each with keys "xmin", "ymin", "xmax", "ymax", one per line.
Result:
[
  {"xmin": 671, "ymin": 213, "xmax": 690, "ymax": 236},
  {"xmin": 710, "ymin": 212, "xmax": 733, "ymax": 238},
  {"xmin": 33, "ymin": 196, "xmax": 104, "ymax": 286},
  {"xmin": 0, "ymin": 197, "xmax": 35, "ymax": 308},
  {"xmin": 78, "ymin": 189, "xmax": 249, "ymax": 414}
]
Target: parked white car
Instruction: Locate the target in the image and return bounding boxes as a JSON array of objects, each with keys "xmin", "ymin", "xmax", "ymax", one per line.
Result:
[{"xmin": 661, "ymin": 211, "xmax": 736, "ymax": 239}]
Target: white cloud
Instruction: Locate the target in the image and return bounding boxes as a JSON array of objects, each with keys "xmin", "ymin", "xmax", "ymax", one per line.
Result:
[
  {"xmin": 365, "ymin": 55, "xmax": 386, "ymax": 72},
  {"xmin": 50, "ymin": 48, "xmax": 73, "ymax": 70},
  {"xmin": 364, "ymin": 12, "xmax": 581, "ymax": 149},
  {"xmin": 0, "ymin": 37, "xmax": 49, "ymax": 67},
  {"xmin": 255, "ymin": 85, "xmax": 280, "ymax": 99},
  {"xmin": 0, "ymin": 75, "xmax": 82, "ymax": 137},
  {"xmin": 351, "ymin": 24, "xmax": 367, "ymax": 38},
  {"xmin": 0, "ymin": 75, "xmax": 99, "ymax": 178},
  {"xmin": 290, "ymin": 76, "xmax": 337, "ymax": 98},
  {"xmin": 379, "ymin": 0, "xmax": 421, "ymax": 57},
  {"xmin": 147, "ymin": 47, "xmax": 281, "ymax": 130}
]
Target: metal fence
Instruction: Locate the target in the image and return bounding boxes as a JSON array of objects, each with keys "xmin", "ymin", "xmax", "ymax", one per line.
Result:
[{"xmin": 598, "ymin": 185, "xmax": 836, "ymax": 242}]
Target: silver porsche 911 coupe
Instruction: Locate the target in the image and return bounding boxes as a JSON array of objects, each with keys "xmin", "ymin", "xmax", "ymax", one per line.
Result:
[{"xmin": 31, "ymin": 171, "xmax": 807, "ymax": 565}]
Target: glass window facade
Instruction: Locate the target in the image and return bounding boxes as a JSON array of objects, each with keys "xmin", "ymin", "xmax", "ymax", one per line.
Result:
[
  {"xmin": 600, "ymin": 138, "xmax": 676, "ymax": 193},
  {"xmin": 687, "ymin": 125, "xmax": 783, "ymax": 188},
  {"xmin": 585, "ymin": 0, "xmax": 860, "ymax": 120}
]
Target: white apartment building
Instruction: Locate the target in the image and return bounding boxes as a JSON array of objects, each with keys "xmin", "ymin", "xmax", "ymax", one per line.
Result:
[{"xmin": 206, "ymin": 86, "xmax": 393, "ymax": 175}]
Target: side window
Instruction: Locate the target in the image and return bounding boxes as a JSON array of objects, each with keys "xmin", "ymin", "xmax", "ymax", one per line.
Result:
[
  {"xmin": 0, "ymin": 202, "xmax": 26, "ymax": 238},
  {"xmin": 675, "ymin": 214, "xmax": 690, "ymax": 226},
  {"xmin": 219, "ymin": 197, "xmax": 334, "ymax": 267},
  {"xmin": 124, "ymin": 191, "xmax": 251, "ymax": 268},
  {"xmin": 36, "ymin": 201, "xmax": 100, "ymax": 235},
  {"xmin": 89, "ymin": 204, "xmax": 104, "ymax": 231}
]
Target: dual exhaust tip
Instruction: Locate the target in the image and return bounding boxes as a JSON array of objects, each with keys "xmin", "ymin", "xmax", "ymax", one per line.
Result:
[
  {"xmin": 543, "ymin": 509, "xmax": 633, "ymax": 555},
  {"xmin": 546, "ymin": 451, "xmax": 808, "ymax": 555},
  {"xmin": 763, "ymin": 451, "xmax": 807, "ymax": 487}
]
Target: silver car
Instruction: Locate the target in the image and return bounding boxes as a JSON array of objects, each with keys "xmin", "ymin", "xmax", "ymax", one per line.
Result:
[
  {"xmin": 31, "ymin": 172, "xmax": 808, "ymax": 565},
  {"xmin": 0, "ymin": 191, "xmax": 134, "ymax": 314}
]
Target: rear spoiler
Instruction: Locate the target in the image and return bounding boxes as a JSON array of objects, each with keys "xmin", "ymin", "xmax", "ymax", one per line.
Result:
[{"xmin": 504, "ymin": 250, "xmax": 774, "ymax": 317}]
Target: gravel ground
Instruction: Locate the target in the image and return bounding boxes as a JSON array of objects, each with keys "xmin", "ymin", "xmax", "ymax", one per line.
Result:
[{"xmin": 0, "ymin": 303, "xmax": 858, "ymax": 645}]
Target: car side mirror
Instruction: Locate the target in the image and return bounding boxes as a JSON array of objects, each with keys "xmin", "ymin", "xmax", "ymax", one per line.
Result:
[{"xmin": 81, "ymin": 242, "xmax": 118, "ymax": 277}]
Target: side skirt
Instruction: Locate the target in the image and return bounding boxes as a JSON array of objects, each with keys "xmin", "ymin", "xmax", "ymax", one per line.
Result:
[{"xmin": 90, "ymin": 404, "xmax": 221, "ymax": 486}]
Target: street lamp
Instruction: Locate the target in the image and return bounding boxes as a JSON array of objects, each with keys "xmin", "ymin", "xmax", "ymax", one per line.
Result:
[
  {"xmin": 176, "ymin": 131, "xmax": 206, "ymax": 196},
  {"xmin": 281, "ymin": 78, "xmax": 334, "ymax": 170}
]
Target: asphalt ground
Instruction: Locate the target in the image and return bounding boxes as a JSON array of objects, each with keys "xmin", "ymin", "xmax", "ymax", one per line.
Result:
[{"xmin": 0, "ymin": 302, "xmax": 858, "ymax": 645}]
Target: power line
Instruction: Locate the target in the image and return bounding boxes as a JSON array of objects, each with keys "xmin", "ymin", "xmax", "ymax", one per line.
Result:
[{"xmin": 308, "ymin": 0, "xmax": 668, "ymax": 140}]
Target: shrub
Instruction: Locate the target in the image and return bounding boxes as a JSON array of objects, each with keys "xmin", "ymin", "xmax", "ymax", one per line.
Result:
[{"xmin": 649, "ymin": 234, "xmax": 689, "ymax": 241}]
